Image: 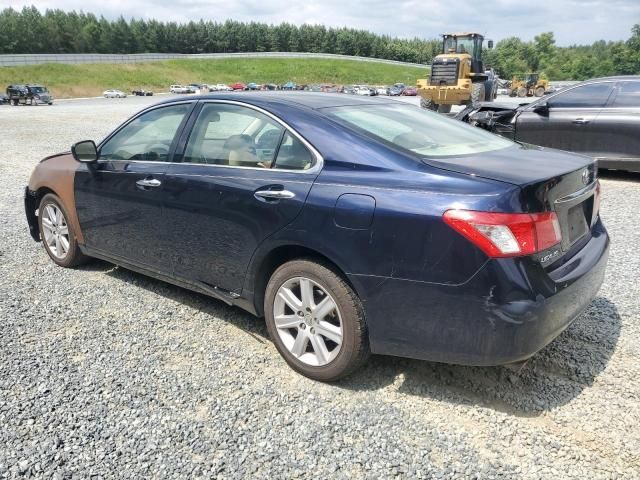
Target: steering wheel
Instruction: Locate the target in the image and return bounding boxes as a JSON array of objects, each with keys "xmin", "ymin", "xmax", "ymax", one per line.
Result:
[{"xmin": 144, "ymin": 143, "xmax": 170, "ymax": 161}]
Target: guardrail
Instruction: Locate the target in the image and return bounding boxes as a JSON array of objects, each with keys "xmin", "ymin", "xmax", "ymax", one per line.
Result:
[{"xmin": 0, "ymin": 52, "xmax": 430, "ymax": 68}]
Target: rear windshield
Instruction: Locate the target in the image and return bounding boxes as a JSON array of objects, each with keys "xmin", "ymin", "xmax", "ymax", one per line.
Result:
[{"xmin": 326, "ymin": 103, "xmax": 513, "ymax": 158}]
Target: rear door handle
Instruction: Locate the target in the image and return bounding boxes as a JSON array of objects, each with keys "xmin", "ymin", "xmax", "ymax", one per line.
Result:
[
  {"xmin": 572, "ymin": 118, "xmax": 590, "ymax": 125},
  {"xmin": 254, "ymin": 189, "xmax": 296, "ymax": 201},
  {"xmin": 136, "ymin": 177, "xmax": 162, "ymax": 189}
]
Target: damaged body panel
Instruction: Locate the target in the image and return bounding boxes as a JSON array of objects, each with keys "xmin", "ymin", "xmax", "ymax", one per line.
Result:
[{"xmin": 26, "ymin": 153, "xmax": 84, "ymax": 244}]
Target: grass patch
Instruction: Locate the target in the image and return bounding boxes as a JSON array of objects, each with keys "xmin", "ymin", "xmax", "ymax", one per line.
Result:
[{"xmin": 0, "ymin": 58, "xmax": 428, "ymax": 98}]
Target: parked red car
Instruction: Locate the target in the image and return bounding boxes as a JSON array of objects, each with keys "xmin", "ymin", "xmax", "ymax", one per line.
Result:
[
  {"xmin": 230, "ymin": 83, "xmax": 246, "ymax": 91},
  {"xmin": 402, "ymin": 87, "xmax": 417, "ymax": 96}
]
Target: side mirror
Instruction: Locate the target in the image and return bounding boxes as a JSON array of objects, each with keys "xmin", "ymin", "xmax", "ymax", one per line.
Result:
[
  {"xmin": 532, "ymin": 102, "xmax": 549, "ymax": 116},
  {"xmin": 71, "ymin": 140, "xmax": 98, "ymax": 163},
  {"xmin": 487, "ymin": 40, "xmax": 494, "ymax": 49}
]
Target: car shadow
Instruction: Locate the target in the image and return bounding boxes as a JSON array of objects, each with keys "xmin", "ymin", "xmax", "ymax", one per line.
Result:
[
  {"xmin": 77, "ymin": 260, "xmax": 270, "ymax": 342},
  {"xmin": 78, "ymin": 261, "xmax": 621, "ymax": 416}
]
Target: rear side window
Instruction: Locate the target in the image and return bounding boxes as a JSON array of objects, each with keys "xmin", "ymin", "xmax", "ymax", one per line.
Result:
[
  {"xmin": 611, "ymin": 82, "xmax": 640, "ymax": 107},
  {"xmin": 548, "ymin": 83, "xmax": 613, "ymax": 108},
  {"xmin": 274, "ymin": 133, "xmax": 314, "ymax": 170},
  {"xmin": 183, "ymin": 104, "xmax": 284, "ymax": 167}
]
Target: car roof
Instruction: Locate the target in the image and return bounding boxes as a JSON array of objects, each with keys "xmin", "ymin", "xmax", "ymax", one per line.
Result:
[
  {"xmin": 156, "ymin": 91, "xmax": 398, "ymax": 110},
  {"xmin": 581, "ymin": 75, "xmax": 640, "ymax": 82}
]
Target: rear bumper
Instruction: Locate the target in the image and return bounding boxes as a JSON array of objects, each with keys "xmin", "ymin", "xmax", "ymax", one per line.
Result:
[{"xmin": 350, "ymin": 220, "xmax": 609, "ymax": 366}]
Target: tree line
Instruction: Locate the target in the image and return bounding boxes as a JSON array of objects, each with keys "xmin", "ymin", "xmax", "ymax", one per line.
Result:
[
  {"xmin": 0, "ymin": 6, "xmax": 638, "ymax": 80},
  {"xmin": 484, "ymin": 28, "xmax": 640, "ymax": 81},
  {"xmin": 0, "ymin": 6, "xmax": 441, "ymax": 64}
]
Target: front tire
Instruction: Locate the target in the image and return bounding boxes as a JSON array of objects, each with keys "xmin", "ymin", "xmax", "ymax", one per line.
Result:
[
  {"xmin": 420, "ymin": 97, "xmax": 437, "ymax": 111},
  {"xmin": 264, "ymin": 259, "xmax": 370, "ymax": 381},
  {"xmin": 535, "ymin": 86, "xmax": 545, "ymax": 97},
  {"xmin": 437, "ymin": 104, "xmax": 452, "ymax": 114},
  {"xmin": 517, "ymin": 86, "xmax": 528, "ymax": 97},
  {"xmin": 38, "ymin": 193, "xmax": 89, "ymax": 268},
  {"xmin": 471, "ymin": 83, "xmax": 485, "ymax": 104}
]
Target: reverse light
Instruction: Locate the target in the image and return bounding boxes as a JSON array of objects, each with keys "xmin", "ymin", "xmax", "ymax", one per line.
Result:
[{"xmin": 443, "ymin": 210, "xmax": 562, "ymax": 258}]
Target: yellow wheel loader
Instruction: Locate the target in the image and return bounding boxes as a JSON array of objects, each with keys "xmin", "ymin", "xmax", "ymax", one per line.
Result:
[
  {"xmin": 509, "ymin": 73, "xmax": 549, "ymax": 97},
  {"xmin": 417, "ymin": 32, "xmax": 496, "ymax": 113}
]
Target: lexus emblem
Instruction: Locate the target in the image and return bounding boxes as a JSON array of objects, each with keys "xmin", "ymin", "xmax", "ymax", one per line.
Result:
[{"xmin": 582, "ymin": 169, "xmax": 590, "ymax": 185}]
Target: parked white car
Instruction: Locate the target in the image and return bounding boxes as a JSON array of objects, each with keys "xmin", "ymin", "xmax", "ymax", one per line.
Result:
[
  {"xmin": 376, "ymin": 86, "xmax": 389, "ymax": 96},
  {"xmin": 170, "ymin": 85, "xmax": 190, "ymax": 94},
  {"xmin": 211, "ymin": 83, "xmax": 233, "ymax": 92},
  {"xmin": 103, "ymin": 89, "xmax": 127, "ymax": 98},
  {"xmin": 355, "ymin": 85, "xmax": 373, "ymax": 96}
]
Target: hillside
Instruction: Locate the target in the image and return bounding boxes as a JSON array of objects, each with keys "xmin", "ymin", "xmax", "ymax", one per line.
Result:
[{"xmin": 0, "ymin": 58, "xmax": 428, "ymax": 98}]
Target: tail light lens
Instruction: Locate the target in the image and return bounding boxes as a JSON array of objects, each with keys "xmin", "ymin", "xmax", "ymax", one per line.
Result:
[{"xmin": 443, "ymin": 210, "xmax": 562, "ymax": 258}]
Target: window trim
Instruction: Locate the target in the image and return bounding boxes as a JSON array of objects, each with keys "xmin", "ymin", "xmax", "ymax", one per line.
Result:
[
  {"xmin": 96, "ymin": 101, "xmax": 198, "ymax": 165},
  {"xmin": 175, "ymin": 99, "xmax": 324, "ymax": 175}
]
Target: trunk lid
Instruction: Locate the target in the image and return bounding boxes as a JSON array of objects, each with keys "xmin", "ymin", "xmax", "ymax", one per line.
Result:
[{"xmin": 426, "ymin": 143, "xmax": 599, "ymax": 262}]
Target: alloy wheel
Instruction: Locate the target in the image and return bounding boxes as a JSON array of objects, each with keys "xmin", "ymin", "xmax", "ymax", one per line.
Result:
[
  {"xmin": 273, "ymin": 277, "xmax": 343, "ymax": 366},
  {"xmin": 41, "ymin": 203, "xmax": 70, "ymax": 259}
]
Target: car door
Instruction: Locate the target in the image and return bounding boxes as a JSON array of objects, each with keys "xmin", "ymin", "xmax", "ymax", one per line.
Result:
[
  {"xmin": 515, "ymin": 82, "xmax": 615, "ymax": 155},
  {"xmin": 74, "ymin": 102, "xmax": 194, "ymax": 271},
  {"xmin": 162, "ymin": 101, "xmax": 321, "ymax": 294},
  {"xmin": 587, "ymin": 80, "xmax": 640, "ymax": 167}
]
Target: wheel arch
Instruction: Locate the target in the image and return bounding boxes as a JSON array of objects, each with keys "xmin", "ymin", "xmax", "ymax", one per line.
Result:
[{"xmin": 246, "ymin": 243, "xmax": 358, "ymax": 318}]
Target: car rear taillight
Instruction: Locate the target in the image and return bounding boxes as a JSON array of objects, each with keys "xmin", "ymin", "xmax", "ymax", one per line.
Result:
[{"xmin": 443, "ymin": 210, "xmax": 562, "ymax": 258}]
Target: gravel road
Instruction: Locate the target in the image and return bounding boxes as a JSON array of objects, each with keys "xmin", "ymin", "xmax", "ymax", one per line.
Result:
[{"xmin": 0, "ymin": 96, "xmax": 639, "ymax": 479}]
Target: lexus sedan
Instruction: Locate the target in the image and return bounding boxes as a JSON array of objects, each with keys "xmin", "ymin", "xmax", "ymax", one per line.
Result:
[
  {"xmin": 25, "ymin": 93, "xmax": 609, "ymax": 381},
  {"xmin": 457, "ymin": 76, "xmax": 640, "ymax": 173}
]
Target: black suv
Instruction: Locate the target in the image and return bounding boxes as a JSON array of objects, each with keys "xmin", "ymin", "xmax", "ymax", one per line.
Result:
[{"xmin": 6, "ymin": 84, "xmax": 53, "ymax": 105}]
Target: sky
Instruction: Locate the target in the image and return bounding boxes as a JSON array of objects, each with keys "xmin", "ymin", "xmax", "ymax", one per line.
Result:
[{"xmin": 1, "ymin": 0, "xmax": 638, "ymax": 46}]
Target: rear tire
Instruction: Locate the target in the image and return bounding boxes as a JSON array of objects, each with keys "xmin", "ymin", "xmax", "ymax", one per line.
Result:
[
  {"xmin": 264, "ymin": 259, "xmax": 370, "ymax": 381},
  {"xmin": 420, "ymin": 97, "xmax": 437, "ymax": 111},
  {"xmin": 437, "ymin": 104, "xmax": 452, "ymax": 114},
  {"xmin": 38, "ymin": 193, "xmax": 89, "ymax": 268},
  {"xmin": 471, "ymin": 83, "xmax": 485, "ymax": 104},
  {"xmin": 535, "ymin": 86, "xmax": 545, "ymax": 97}
]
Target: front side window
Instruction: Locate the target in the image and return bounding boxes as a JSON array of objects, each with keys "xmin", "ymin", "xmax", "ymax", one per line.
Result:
[
  {"xmin": 184, "ymin": 104, "xmax": 315, "ymax": 170},
  {"xmin": 327, "ymin": 104, "xmax": 512, "ymax": 158},
  {"xmin": 547, "ymin": 83, "xmax": 613, "ymax": 109},
  {"xmin": 99, "ymin": 104, "xmax": 190, "ymax": 162},
  {"xmin": 611, "ymin": 81, "xmax": 640, "ymax": 107}
]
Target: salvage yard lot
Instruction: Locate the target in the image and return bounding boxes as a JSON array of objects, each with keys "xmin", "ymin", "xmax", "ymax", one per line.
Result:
[{"xmin": 0, "ymin": 96, "xmax": 639, "ymax": 478}]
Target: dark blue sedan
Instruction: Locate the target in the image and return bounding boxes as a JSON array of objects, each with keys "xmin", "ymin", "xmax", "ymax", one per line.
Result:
[{"xmin": 25, "ymin": 93, "xmax": 609, "ymax": 381}]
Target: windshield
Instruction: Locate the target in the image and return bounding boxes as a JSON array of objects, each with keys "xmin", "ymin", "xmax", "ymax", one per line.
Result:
[
  {"xmin": 444, "ymin": 36, "xmax": 476, "ymax": 55},
  {"xmin": 326, "ymin": 103, "xmax": 513, "ymax": 158}
]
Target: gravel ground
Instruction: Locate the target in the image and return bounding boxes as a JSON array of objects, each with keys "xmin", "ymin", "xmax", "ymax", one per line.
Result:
[{"xmin": 0, "ymin": 96, "xmax": 639, "ymax": 479}]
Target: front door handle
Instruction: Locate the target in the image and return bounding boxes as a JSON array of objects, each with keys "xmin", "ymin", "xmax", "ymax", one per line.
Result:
[
  {"xmin": 136, "ymin": 177, "xmax": 162, "ymax": 189},
  {"xmin": 572, "ymin": 118, "xmax": 590, "ymax": 125},
  {"xmin": 254, "ymin": 189, "xmax": 296, "ymax": 201}
]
